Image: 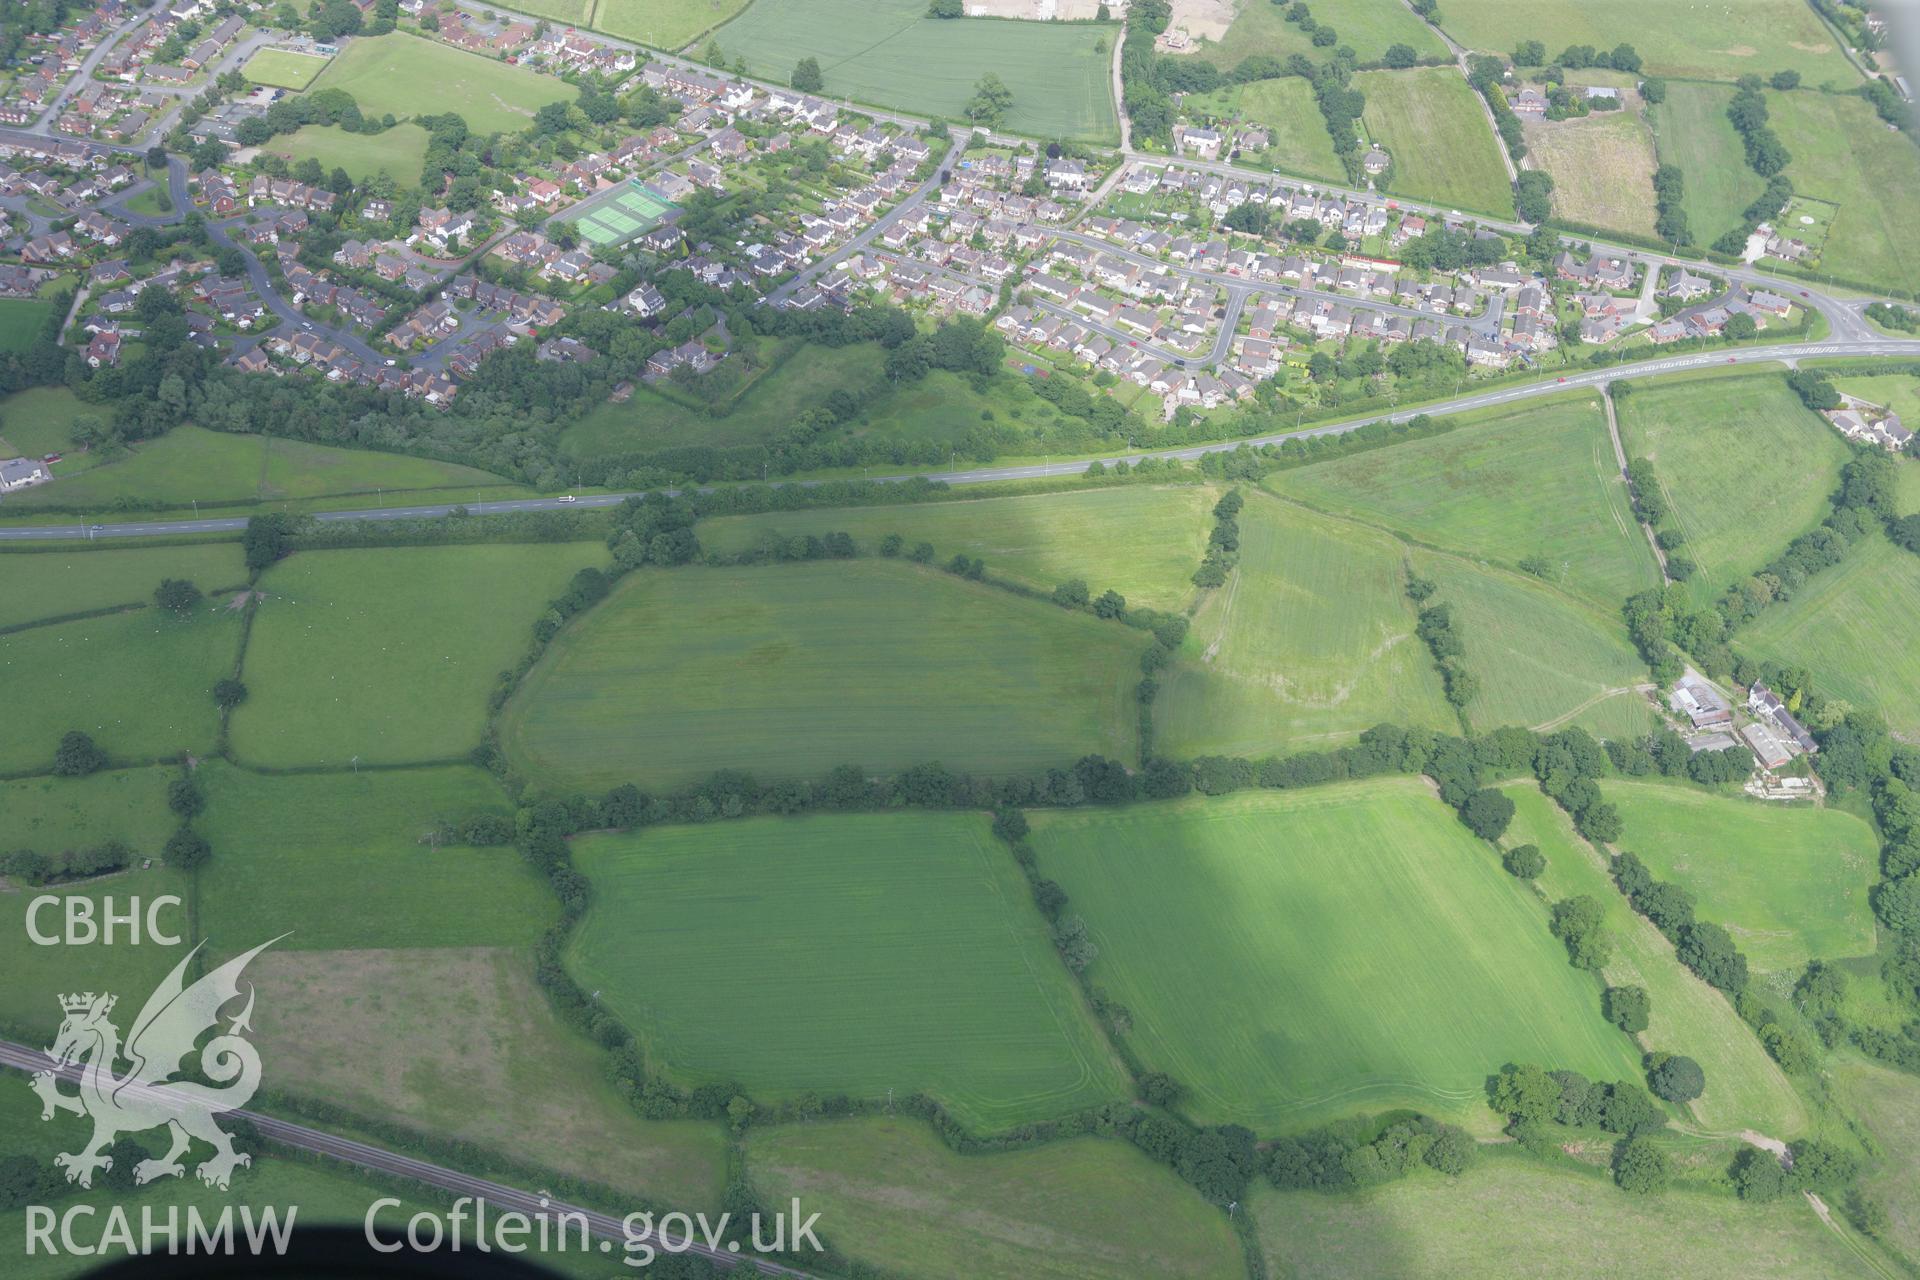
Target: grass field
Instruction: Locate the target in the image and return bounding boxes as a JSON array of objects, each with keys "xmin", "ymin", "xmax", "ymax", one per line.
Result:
[
  {"xmin": 1612, "ymin": 370, "xmax": 1850, "ymax": 604},
  {"xmin": 501, "ymin": 559, "xmax": 1141, "ymax": 789},
  {"xmin": 0, "ymin": 861, "xmax": 193, "ymax": 1038},
  {"xmin": 1523, "ymin": 108, "xmax": 1659, "ymax": 238},
  {"xmin": 273, "ymin": 123, "xmax": 429, "ymax": 186},
  {"xmin": 1270, "ymin": 395, "xmax": 1657, "ymax": 607},
  {"xmin": 569, "ymin": 812, "xmax": 1129, "ymax": 1131},
  {"xmin": 748, "ymin": 1118, "xmax": 1242, "ymax": 1280},
  {"xmin": 1769, "ymin": 89, "xmax": 1920, "ymax": 293},
  {"xmin": 0, "ymin": 423, "xmax": 518, "ymax": 512},
  {"xmin": 560, "ymin": 340, "xmax": 885, "ymax": 456},
  {"xmin": 1610, "ymin": 779, "xmax": 1880, "ymax": 973},
  {"xmin": 1252, "ymin": 1150, "xmax": 1879, "ymax": 1279},
  {"xmin": 1839, "ymin": 1060, "xmax": 1920, "ymax": 1269},
  {"xmin": 194, "ymin": 761, "xmax": 552, "ymax": 951},
  {"xmin": 1194, "ymin": 0, "xmax": 1447, "ymax": 70},
  {"xmin": 308, "ymin": 33, "xmax": 576, "ymax": 134},
  {"xmin": 1742, "ymin": 533, "xmax": 1920, "ymax": 739},
  {"xmin": 1647, "ymin": 81, "xmax": 1768, "ymax": 244},
  {"xmin": 251, "ymin": 945, "xmax": 728, "ymax": 1210},
  {"xmin": 1502, "ymin": 785, "xmax": 1809, "ymax": 1137},
  {"xmin": 1187, "ymin": 77, "xmax": 1347, "ymax": 184},
  {"xmin": 1433, "ymin": 0, "xmax": 1861, "ymax": 84},
  {"xmin": 241, "ymin": 46, "xmax": 331, "ymax": 90},
  {"xmin": 591, "ymin": 0, "xmax": 750, "ymax": 50},
  {"xmin": 1155, "ymin": 494, "xmax": 1457, "ymax": 759},
  {"xmin": 0, "ymin": 387, "xmax": 116, "ymax": 476},
  {"xmin": 1408, "ymin": 552, "xmax": 1652, "ymax": 740},
  {"xmin": 705, "ymin": 0, "xmax": 1118, "ymax": 142},
  {"xmin": 1356, "ymin": 68, "xmax": 1514, "ymax": 219},
  {"xmin": 0, "ymin": 297, "xmax": 54, "ymax": 352},
  {"xmin": 0, "ymin": 543, "xmax": 246, "ymax": 630},
  {"xmin": 231, "ymin": 543, "xmax": 605, "ymax": 768},
  {"xmin": 0, "ymin": 604, "xmax": 240, "ymax": 772},
  {"xmin": 0, "ymin": 766, "xmax": 178, "ymax": 859},
  {"xmin": 696, "ymin": 485, "xmax": 1215, "ymax": 612},
  {"xmin": 1027, "ymin": 781, "xmax": 1648, "ymax": 1132}
]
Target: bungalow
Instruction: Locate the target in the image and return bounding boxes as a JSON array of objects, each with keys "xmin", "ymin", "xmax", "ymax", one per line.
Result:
[{"xmin": 0, "ymin": 456, "xmax": 53, "ymax": 493}]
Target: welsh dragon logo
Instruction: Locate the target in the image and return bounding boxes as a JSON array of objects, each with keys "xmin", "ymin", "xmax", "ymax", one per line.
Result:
[{"xmin": 30, "ymin": 938, "xmax": 282, "ymax": 1191}]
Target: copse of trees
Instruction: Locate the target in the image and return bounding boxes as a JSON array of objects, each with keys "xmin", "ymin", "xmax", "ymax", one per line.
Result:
[
  {"xmin": 1503, "ymin": 843, "xmax": 1546, "ymax": 879},
  {"xmin": 1605, "ymin": 984, "xmax": 1650, "ymax": 1033},
  {"xmin": 154, "ymin": 578, "xmax": 203, "ymax": 614},
  {"xmin": 1191, "ymin": 489, "xmax": 1242, "ymax": 588},
  {"xmin": 1651, "ymin": 165, "xmax": 1691, "ymax": 246}
]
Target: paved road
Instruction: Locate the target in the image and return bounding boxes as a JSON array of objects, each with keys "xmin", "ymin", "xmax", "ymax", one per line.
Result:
[
  {"xmin": 0, "ymin": 1040, "xmax": 815, "ymax": 1277},
  {"xmin": 8, "ymin": 337, "xmax": 1916, "ymax": 541}
]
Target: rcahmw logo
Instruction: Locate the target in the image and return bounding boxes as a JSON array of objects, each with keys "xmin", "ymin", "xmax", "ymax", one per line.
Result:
[{"xmin": 24, "ymin": 936, "xmax": 298, "ymax": 1261}]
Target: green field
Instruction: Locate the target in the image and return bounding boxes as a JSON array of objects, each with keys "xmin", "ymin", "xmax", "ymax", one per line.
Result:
[
  {"xmin": 1769, "ymin": 89, "xmax": 1920, "ymax": 293},
  {"xmin": 1840, "ymin": 1060, "xmax": 1920, "ymax": 1269},
  {"xmin": 1409, "ymin": 551, "xmax": 1652, "ymax": 739},
  {"xmin": 697, "ymin": 485, "xmax": 1215, "ymax": 612},
  {"xmin": 1195, "ymin": 0, "xmax": 1447, "ymax": 70},
  {"xmin": 1433, "ymin": 0, "xmax": 1861, "ymax": 84},
  {"xmin": 274, "ymin": 122, "xmax": 429, "ymax": 186},
  {"xmin": 231, "ymin": 543, "xmax": 604, "ymax": 767},
  {"xmin": 1252, "ymin": 1151, "xmax": 1879, "ymax": 1280},
  {"xmin": 1502, "ymin": 784, "xmax": 1809, "ymax": 1136},
  {"xmin": 0, "ymin": 766, "xmax": 178, "ymax": 858},
  {"xmin": 0, "ymin": 387, "xmax": 117, "ymax": 476},
  {"xmin": 1742, "ymin": 533, "xmax": 1920, "ymax": 739},
  {"xmin": 1191, "ymin": 77, "xmax": 1347, "ymax": 184},
  {"xmin": 560, "ymin": 340, "xmax": 886, "ymax": 455},
  {"xmin": 591, "ymin": 0, "xmax": 750, "ymax": 50},
  {"xmin": 0, "ymin": 543, "xmax": 246, "ymax": 629},
  {"xmin": 308, "ymin": 33, "xmax": 576, "ymax": 134},
  {"xmin": 1156, "ymin": 494, "xmax": 1456, "ymax": 759},
  {"xmin": 1647, "ymin": 81, "xmax": 1769, "ymax": 244},
  {"xmin": 0, "ymin": 297, "xmax": 54, "ymax": 351},
  {"xmin": 241, "ymin": 46, "xmax": 331, "ymax": 90},
  {"xmin": 569, "ymin": 812, "xmax": 1129, "ymax": 1131},
  {"xmin": 749, "ymin": 1118, "xmax": 1242, "ymax": 1280},
  {"xmin": 1271, "ymin": 395, "xmax": 1657, "ymax": 607},
  {"xmin": 1027, "ymin": 781, "xmax": 1648, "ymax": 1132},
  {"xmin": 195, "ymin": 761, "xmax": 553, "ymax": 951},
  {"xmin": 0, "ymin": 423, "xmax": 518, "ymax": 513},
  {"xmin": 501, "ymin": 559, "xmax": 1141, "ymax": 789},
  {"xmin": 1610, "ymin": 779, "xmax": 1881, "ymax": 973},
  {"xmin": 705, "ymin": 0, "xmax": 1118, "ymax": 142},
  {"xmin": 251, "ymin": 944, "xmax": 728, "ymax": 1211},
  {"xmin": 1356, "ymin": 67, "xmax": 1514, "ymax": 219},
  {"xmin": 0, "ymin": 605, "xmax": 240, "ymax": 771},
  {"xmin": 1612, "ymin": 370, "xmax": 1850, "ymax": 603},
  {"xmin": 0, "ymin": 861, "xmax": 194, "ymax": 1037}
]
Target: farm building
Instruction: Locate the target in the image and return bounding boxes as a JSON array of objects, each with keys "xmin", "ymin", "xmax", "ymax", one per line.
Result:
[
  {"xmin": 1740, "ymin": 721, "xmax": 1795, "ymax": 771},
  {"xmin": 1748, "ymin": 683, "xmax": 1818, "ymax": 755},
  {"xmin": 1671, "ymin": 674, "xmax": 1732, "ymax": 729}
]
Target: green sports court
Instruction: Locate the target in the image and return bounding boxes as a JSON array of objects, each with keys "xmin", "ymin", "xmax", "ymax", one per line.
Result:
[{"xmin": 571, "ymin": 181, "xmax": 677, "ymax": 247}]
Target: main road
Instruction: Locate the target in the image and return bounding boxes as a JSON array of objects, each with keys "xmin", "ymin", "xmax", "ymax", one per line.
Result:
[
  {"xmin": 7, "ymin": 336, "xmax": 1915, "ymax": 542},
  {"xmin": 0, "ymin": 1040, "xmax": 816, "ymax": 1277}
]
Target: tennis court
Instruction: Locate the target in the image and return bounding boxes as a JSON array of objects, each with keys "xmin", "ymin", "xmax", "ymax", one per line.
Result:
[{"xmin": 569, "ymin": 181, "xmax": 677, "ymax": 247}]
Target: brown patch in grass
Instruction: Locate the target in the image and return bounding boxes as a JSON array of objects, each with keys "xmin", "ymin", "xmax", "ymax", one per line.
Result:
[
  {"xmin": 1523, "ymin": 106, "xmax": 1660, "ymax": 238},
  {"xmin": 249, "ymin": 947, "xmax": 726, "ymax": 1210}
]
